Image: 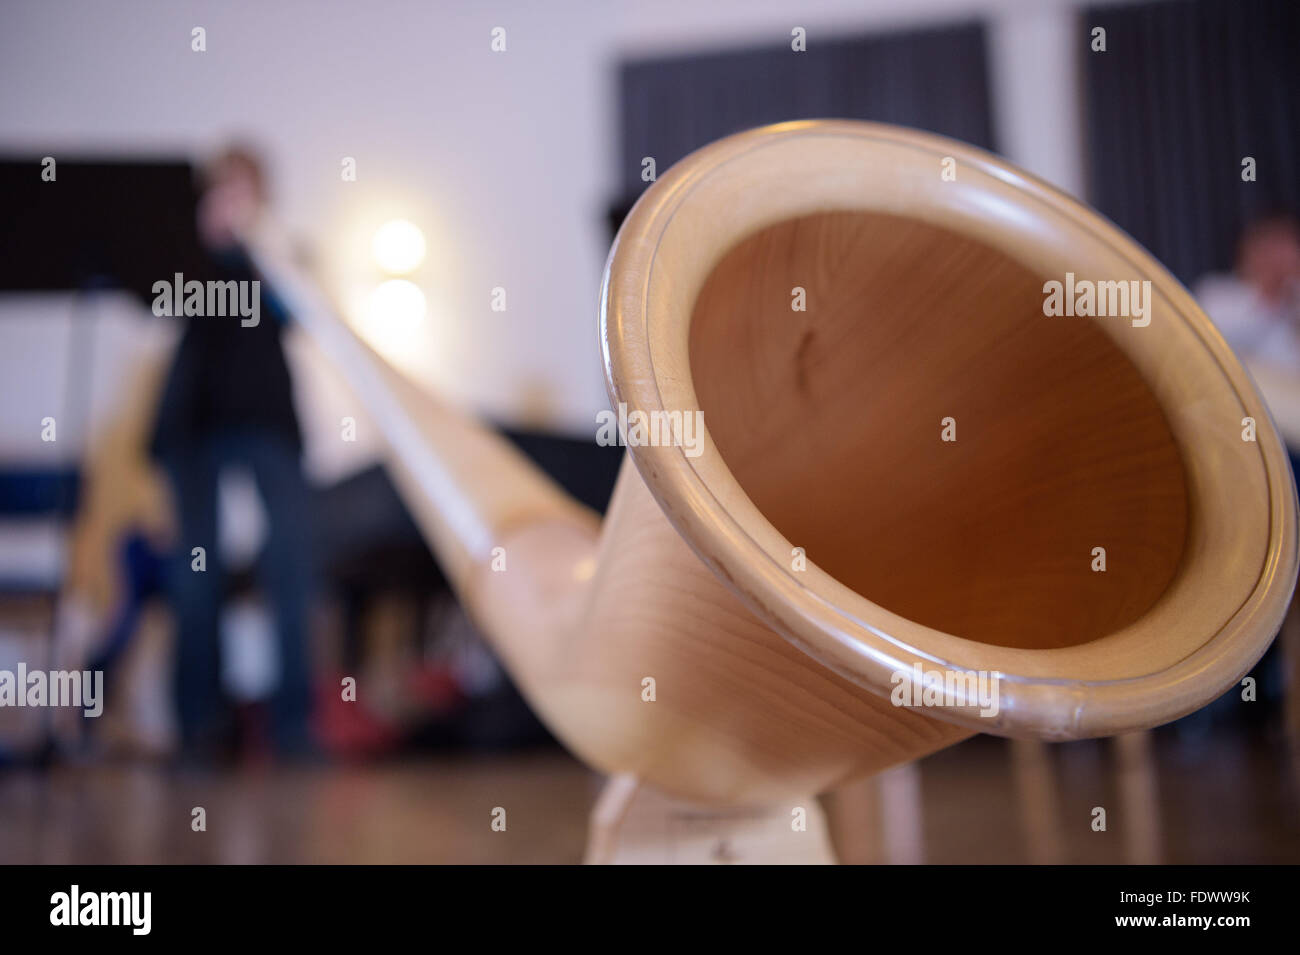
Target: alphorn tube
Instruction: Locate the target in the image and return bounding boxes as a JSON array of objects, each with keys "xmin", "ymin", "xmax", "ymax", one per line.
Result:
[{"xmin": 256, "ymin": 121, "xmax": 1298, "ymax": 805}]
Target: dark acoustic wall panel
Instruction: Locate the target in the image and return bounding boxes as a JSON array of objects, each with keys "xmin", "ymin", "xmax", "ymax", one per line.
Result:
[
  {"xmin": 1082, "ymin": 0, "xmax": 1300, "ymax": 284},
  {"xmin": 617, "ymin": 22, "xmax": 996, "ymax": 203}
]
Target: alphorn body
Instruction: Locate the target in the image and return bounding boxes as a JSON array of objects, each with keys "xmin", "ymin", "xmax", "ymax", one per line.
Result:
[{"xmin": 254, "ymin": 121, "xmax": 1297, "ymax": 805}]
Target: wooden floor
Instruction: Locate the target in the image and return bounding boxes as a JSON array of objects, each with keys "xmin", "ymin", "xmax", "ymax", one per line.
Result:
[
  {"xmin": 1, "ymin": 730, "xmax": 1295, "ymax": 864},
  {"xmin": 918, "ymin": 732, "xmax": 1300, "ymax": 865},
  {"xmin": 0, "ymin": 751, "xmax": 598, "ymax": 865}
]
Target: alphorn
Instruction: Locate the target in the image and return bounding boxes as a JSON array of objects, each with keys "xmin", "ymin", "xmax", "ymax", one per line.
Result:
[{"xmin": 252, "ymin": 120, "xmax": 1298, "ymax": 806}]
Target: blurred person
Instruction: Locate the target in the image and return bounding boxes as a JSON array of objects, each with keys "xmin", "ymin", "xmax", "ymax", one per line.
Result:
[
  {"xmin": 149, "ymin": 146, "xmax": 316, "ymax": 762},
  {"xmin": 1196, "ymin": 211, "xmax": 1300, "ymax": 456},
  {"xmin": 1195, "ymin": 212, "xmax": 1300, "ymax": 374}
]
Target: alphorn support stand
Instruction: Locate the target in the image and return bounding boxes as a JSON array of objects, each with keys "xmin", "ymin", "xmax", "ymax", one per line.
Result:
[{"xmin": 584, "ymin": 775, "xmax": 837, "ymax": 865}]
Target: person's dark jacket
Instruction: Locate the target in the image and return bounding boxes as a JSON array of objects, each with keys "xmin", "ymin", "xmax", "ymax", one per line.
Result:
[{"xmin": 149, "ymin": 245, "xmax": 302, "ymax": 456}]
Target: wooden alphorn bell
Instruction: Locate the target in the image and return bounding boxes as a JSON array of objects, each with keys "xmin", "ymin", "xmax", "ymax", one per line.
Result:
[{"xmin": 251, "ymin": 121, "xmax": 1297, "ymax": 823}]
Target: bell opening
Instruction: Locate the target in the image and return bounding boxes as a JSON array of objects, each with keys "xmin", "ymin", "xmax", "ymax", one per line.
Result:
[{"xmin": 689, "ymin": 210, "xmax": 1190, "ymax": 651}]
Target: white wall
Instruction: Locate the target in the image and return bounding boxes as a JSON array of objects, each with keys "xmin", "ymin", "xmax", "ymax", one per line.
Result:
[{"xmin": 0, "ymin": 0, "xmax": 1108, "ymax": 457}]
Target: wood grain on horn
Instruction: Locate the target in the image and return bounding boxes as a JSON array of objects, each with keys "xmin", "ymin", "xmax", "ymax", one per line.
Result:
[{"xmin": 691, "ymin": 211, "xmax": 1189, "ymax": 650}]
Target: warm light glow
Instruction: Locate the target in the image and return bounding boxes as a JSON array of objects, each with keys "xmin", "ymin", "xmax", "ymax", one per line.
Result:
[
  {"xmin": 371, "ymin": 219, "xmax": 427, "ymax": 274},
  {"xmin": 364, "ymin": 279, "xmax": 426, "ymax": 353}
]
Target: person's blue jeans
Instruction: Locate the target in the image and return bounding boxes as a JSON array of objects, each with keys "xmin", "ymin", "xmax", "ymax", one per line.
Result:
[{"xmin": 162, "ymin": 431, "xmax": 315, "ymax": 755}]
